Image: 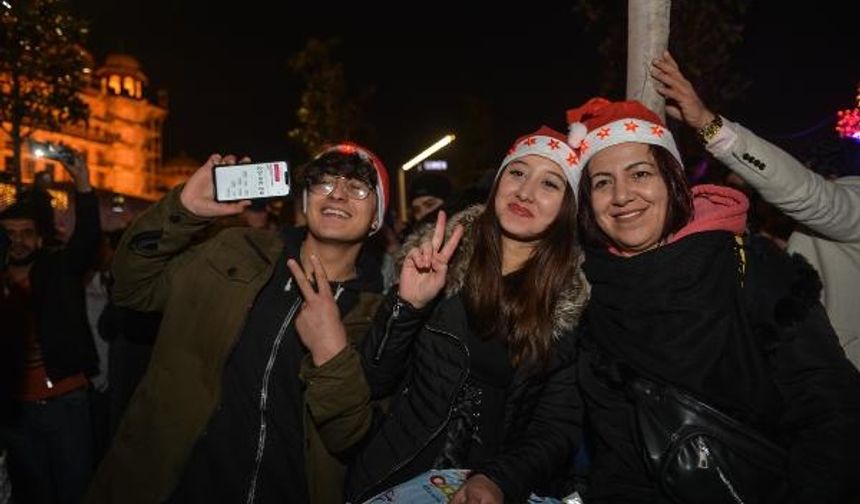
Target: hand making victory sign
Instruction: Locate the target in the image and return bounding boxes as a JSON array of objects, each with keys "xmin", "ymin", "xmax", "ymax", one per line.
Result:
[
  {"xmin": 286, "ymin": 254, "xmax": 348, "ymax": 366},
  {"xmin": 398, "ymin": 210, "xmax": 465, "ymax": 309}
]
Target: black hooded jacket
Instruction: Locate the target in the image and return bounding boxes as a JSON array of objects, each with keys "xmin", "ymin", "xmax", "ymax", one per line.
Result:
[{"xmin": 347, "ymin": 205, "xmax": 590, "ymax": 503}]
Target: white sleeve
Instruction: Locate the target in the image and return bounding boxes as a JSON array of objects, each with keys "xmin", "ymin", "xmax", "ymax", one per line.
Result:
[{"xmin": 707, "ymin": 118, "xmax": 860, "ymax": 242}]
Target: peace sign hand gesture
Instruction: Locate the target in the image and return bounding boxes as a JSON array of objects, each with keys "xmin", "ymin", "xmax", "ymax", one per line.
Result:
[
  {"xmin": 398, "ymin": 211, "xmax": 464, "ymax": 309},
  {"xmin": 286, "ymin": 255, "xmax": 347, "ymax": 366}
]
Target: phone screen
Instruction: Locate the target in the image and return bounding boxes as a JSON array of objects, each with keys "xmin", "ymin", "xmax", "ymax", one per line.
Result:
[{"xmin": 213, "ymin": 161, "xmax": 290, "ymax": 202}]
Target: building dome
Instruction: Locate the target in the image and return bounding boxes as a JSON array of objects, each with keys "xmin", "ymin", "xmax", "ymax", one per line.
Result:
[
  {"xmin": 96, "ymin": 53, "xmax": 148, "ymax": 98},
  {"xmin": 99, "ymin": 54, "xmax": 147, "ymax": 82}
]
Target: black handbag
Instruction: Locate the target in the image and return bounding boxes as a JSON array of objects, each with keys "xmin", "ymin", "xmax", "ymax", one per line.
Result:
[{"xmin": 627, "ymin": 376, "xmax": 789, "ymax": 504}]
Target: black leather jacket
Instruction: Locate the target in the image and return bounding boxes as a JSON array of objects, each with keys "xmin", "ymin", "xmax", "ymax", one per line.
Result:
[{"xmin": 347, "ymin": 292, "xmax": 582, "ymax": 503}]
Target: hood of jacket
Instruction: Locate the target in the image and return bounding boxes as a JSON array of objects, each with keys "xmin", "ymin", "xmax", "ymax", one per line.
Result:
[{"xmin": 669, "ymin": 183, "xmax": 749, "ymax": 244}]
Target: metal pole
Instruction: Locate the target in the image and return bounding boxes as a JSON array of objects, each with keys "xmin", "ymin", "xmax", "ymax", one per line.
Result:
[{"xmin": 397, "ymin": 167, "xmax": 408, "ymax": 225}]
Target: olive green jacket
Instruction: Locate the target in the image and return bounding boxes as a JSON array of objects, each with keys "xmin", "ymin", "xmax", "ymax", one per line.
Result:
[{"xmin": 86, "ymin": 188, "xmax": 382, "ymax": 503}]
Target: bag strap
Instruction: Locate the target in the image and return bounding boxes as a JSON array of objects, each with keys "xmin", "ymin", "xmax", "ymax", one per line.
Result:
[
  {"xmin": 734, "ymin": 234, "xmax": 747, "ymax": 287},
  {"xmin": 585, "ymin": 313, "xmax": 770, "ymax": 439}
]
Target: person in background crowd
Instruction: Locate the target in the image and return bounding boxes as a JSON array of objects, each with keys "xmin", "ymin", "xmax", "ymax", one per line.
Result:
[
  {"xmin": 652, "ymin": 50, "xmax": 860, "ymax": 370},
  {"xmin": 0, "ymin": 150, "xmax": 100, "ymax": 504},
  {"xmin": 84, "ymin": 232, "xmax": 115, "ymax": 463},
  {"xmin": 409, "ymin": 171, "xmax": 453, "ymax": 225}
]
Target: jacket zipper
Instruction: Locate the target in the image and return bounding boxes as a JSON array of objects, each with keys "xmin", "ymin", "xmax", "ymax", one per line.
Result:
[
  {"xmin": 693, "ymin": 435, "xmax": 745, "ymax": 504},
  {"xmin": 245, "ymin": 296, "xmax": 303, "ymax": 504},
  {"xmin": 695, "ymin": 435, "xmax": 709, "ymax": 469},
  {"xmin": 162, "ymin": 240, "xmax": 279, "ymax": 502},
  {"xmin": 245, "ymin": 283, "xmax": 345, "ymax": 504},
  {"xmin": 373, "ymin": 298, "xmax": 403, "ymax": 364},
  {"xmin": 357, "ymin": 325, "xmax": 470, "ymax": 502}
]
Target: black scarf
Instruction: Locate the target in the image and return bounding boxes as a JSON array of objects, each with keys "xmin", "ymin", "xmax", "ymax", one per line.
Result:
[{"xmin": 583, "ymin": 231, "xmax": 775, "ymax": 425}]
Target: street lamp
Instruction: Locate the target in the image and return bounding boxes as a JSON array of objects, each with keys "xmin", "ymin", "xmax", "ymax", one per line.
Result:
[{"xmin": 398, "ymin": 134, "xmax": 455, "ymax": 223}]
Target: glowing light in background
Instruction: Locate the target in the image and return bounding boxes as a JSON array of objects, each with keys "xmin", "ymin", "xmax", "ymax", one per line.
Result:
[
  {"xmin": 402, "ymin": 134, "xmax": 456, "ymax": 171},
  {"xmin": 836, "ymin": 83, "xmax": 860, "ymax": 143},
  {"xmin": 0, "ymin": 184, "xmax": 70, "ymax": 211}
]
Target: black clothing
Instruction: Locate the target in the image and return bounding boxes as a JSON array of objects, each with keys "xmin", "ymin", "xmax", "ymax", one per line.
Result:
[
  {"xmin": 347, "ymin": 205, "xmax": 588, "ymax": 504},
  {"xmin": 171, "ymin": 227, "xmax": 382, "ymax": 504},
  {"xmin": 579, "ymin": 232, "xmax": 860, "ymax": 503},
  {"xmin": 349, "ymin": 292, "xmax": 581, "ymax": 503},
  {"xmin": 0, "ymin": 191, "xmax": 100, "ymax": 383}
]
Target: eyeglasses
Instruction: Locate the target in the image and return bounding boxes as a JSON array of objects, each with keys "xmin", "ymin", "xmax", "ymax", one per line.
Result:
[{"xmin": 308, "ymin": 175, "xmax": 372, "ymax": 200}]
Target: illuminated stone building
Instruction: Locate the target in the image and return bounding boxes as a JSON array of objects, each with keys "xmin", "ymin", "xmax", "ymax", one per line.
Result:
[{"xmin": 1, "ymin": 53, "xmax": 171, "ymax": 205}]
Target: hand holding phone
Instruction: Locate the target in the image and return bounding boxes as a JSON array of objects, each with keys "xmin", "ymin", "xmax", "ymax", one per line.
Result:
[
  {"xmin": 30, "ymin": 140, "xmax": 91, "ymax": 191},
  {"xmin": 30, "ymin": 140, "xmax": 77, "ymax": 166},
  {"xmin": 179, "ymin": 154, "xmax": 252, "ymax": 218}
]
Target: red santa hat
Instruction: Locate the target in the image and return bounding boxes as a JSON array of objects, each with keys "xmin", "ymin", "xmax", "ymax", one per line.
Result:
[
  {"xmin": 308, "ymin": 142, "xmax": 390, "ymax": 234},
  {"xmin": 499, "ymin": 126, "xmax": 584, "ymax": 194},
  {"xmin": 566, "ymin": 98, "xmax": 683, "ymax": 181}
]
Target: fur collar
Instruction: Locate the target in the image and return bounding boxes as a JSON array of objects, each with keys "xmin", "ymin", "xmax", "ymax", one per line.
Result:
[{"xmin": 397, "ymin": 205, "xmax": 590, "ymax": 339}]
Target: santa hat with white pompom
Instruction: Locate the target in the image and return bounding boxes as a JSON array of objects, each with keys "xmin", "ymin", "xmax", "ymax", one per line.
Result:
[{"xmin": 565, "ymin": 97, "xmax": 683, "ymax": 180}]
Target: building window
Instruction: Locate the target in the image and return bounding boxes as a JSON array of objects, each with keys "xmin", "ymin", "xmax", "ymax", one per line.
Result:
[
  {"xmin": 96, "ymin": 171, "xmax": 107, "ymax": 188},
  {"xmin": 123, "ymin": 76, "xmax": 135, "ymax": 97},
  {"xmin": 108, "ymin": 75, "xmax": 121, "ymax": 95},
  {"xmin": 135, "ymin": 81, "xmax": 142, "ymax": 99}
]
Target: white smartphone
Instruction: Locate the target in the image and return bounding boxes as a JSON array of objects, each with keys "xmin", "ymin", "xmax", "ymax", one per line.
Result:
[{"xmin": 212, "ymin": 161, "xmax": 290, "ymax": 202}]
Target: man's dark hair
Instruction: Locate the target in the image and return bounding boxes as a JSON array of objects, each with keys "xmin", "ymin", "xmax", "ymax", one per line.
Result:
[
  {"xmin": 0, "ymin": 195, "xmax": 53, "ymax": 240},
  {"xmin": 408, "ymin": 172, "xmax": 452, "ymax": 202},
  {"xmin": 302, "ymin": 151, "xmax": 377, "ymax": 190},
  {"xmin": 0, "ymin": 199, "xmax": 38, "ymax": 224}
]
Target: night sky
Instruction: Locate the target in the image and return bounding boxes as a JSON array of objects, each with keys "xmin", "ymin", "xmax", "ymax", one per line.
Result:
[{"xmin": 71, "ymin": 1, "xmax": 857, "ymax": 180}]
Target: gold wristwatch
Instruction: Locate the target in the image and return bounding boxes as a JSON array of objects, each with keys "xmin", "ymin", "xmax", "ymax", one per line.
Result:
[{"xmin": 697, "ymin": 114, "xmax": 723, "ymax": 145}]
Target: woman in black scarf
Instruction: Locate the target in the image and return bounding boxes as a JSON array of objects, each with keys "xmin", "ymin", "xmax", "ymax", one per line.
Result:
[{"xmin": 566, "ymin": 97, "xmax": 860, "ymax": 504}]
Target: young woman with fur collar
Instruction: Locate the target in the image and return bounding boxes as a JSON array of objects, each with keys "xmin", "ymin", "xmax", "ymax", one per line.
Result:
[{"xmin": 337, "ymin": 127, "xmax": 590, "ymax": 503}]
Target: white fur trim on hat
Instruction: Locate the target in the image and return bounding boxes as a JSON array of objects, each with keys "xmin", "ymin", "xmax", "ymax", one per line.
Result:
[
  {"xmin": 499, "ymin": 135, "xmax": 583, "ymax": 195},
  {"xmin": 570, "ymin": 118, "xmax": 682, "ymax": 173}
]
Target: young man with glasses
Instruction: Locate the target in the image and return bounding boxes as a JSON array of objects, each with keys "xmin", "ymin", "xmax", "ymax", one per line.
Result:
[{"xmin": 88, "ymin": 143, "xmax": 389, "ymax": 504}]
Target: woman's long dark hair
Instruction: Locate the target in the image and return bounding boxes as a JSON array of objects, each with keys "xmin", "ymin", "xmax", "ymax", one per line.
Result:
[
  {"xmin": 463, "ymin": 174, "xmax": 580, "ymax": 371},
  {"xmin": 577, "ymin": 145, "xmax": 693, "ymax": 250}
]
